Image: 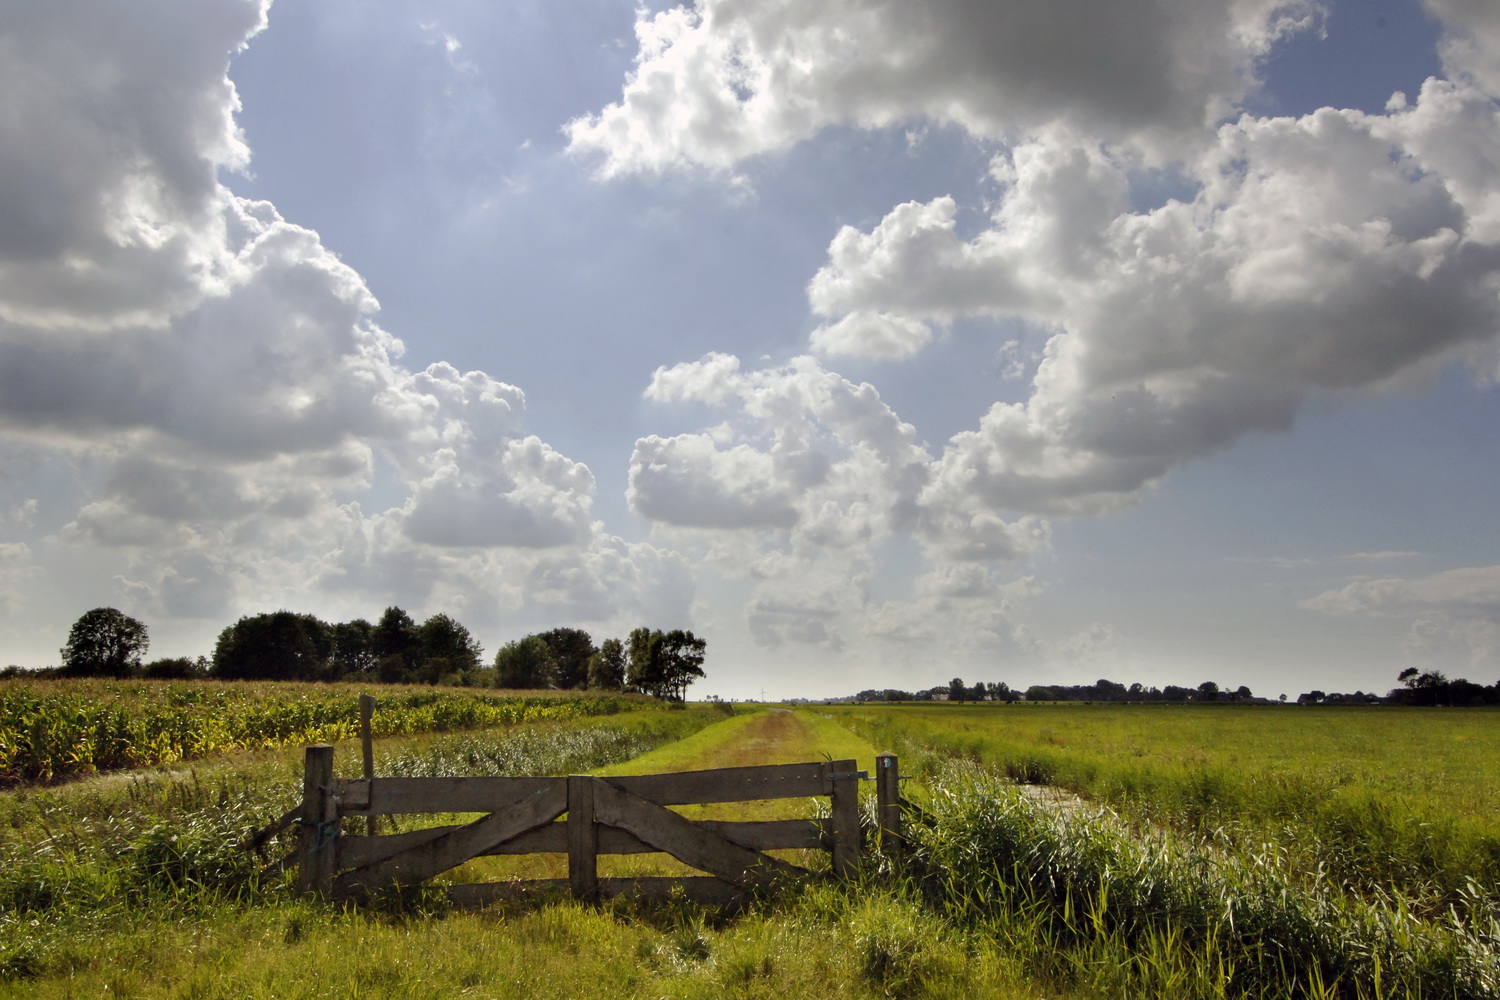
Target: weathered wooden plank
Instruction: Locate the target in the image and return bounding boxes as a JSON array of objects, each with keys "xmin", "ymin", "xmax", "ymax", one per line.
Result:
[
  {"xmin": 297, "ymin": 744, "xmax": 338, "ymax": 895},
  {"xmin": 336, "ymin": 816, "xmax": 830, "ymax": 869},
  {"xmin": 344, "ymin": 763, "xmax": 828, "ymax": 815},
  {"xmin": 875, "ymin": 753, "xmax": 902, "ymax": 854},
  {"xmin": 448, "ymin": 877, "xmax": 742, "ymax": 908},
  {"xmin": 356, "ymin": 776, "xmax": 560, "ymax": 815},
  {"xmin": 606, "ymin": 761, "xmax": 828, "ymax": 805},
  {"xmin": 592, "ymin": 781, "xmax": 805, "ymax": 888},
  {"xmin": 826, "ymin": 759, "xmax": 861, "ymax": 878},
  {"xmin": 334, "ymin": 782, "xmax": 568, "ymax": 897},
  {"xmin": 359, "ymin": 694, "xmax": 379, "ymax": 837},
  {"xmin": 568, "ymin": 775, "xmax": 597, "ymax": 902}
]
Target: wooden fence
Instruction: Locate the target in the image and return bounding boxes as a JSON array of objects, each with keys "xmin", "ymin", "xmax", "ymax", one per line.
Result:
[{"xmin": 294, "ymin": 743, "xmax": 904, "ymax": 906}]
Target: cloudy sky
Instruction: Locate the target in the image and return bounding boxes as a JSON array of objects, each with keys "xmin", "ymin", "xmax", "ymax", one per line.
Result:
[{"xmin": 2, "ymin": 0, "xmax": 1498, "ymax": 699}]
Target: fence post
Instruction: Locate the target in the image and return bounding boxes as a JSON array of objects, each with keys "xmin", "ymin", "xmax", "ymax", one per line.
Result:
[
  {"xmin": 568, "ymin": 774, "xmax": 598, "ymax": 902},
  {"xmin": 297, "ymin": 744, "xmax": 338, "ymax": 896},
  {"xmin": 359, "ymin": 694, "xmax": 379, "ymax": 836},
  {"xmin": 827, "ymin": 759, "xmax": 861, "ymax": 878},
  {"xmin": 875, "ymin": 753, "xmax": 902, "ymax": 855}
]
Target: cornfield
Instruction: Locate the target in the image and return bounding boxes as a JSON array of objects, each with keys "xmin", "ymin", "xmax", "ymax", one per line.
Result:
[{"xmin": 0, "ymin": 679, "xmax": 636, "ymax": 786}]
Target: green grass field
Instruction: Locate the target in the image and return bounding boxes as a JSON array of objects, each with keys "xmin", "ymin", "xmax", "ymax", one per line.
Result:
[
  {"xmin": 830, "ymin": 702, "xmax": 1500, "ymax": 907},
  {"xmin": 2, "ymin": 684, "xmax": 1495, "ymax": 999}
]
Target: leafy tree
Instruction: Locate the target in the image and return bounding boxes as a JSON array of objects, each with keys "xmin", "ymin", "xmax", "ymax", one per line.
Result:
[
  {"xmin": 948, "ymin": 677, "xmax": 967, "ymax": 702},
  {"xmin": 657, "ymin": 629, "xmax": 706, "ymax": 701},
  {"xmin": 372, "ymin": 607, "xmax": 421, "ymax": 680},
  {"xmin": 625, "ymin": 627, "xmax": 659, "ymax": 694},
  {"xmin": 331, "ymin": 619, "xmax": 375, "ymax": 678},
  {"xmin": 625, "ymin": 628, "xmax": 706, "ymax": 700},
  {"xmin": 588, "ymin": 638, "xmax": 626, "ymax": 691},
  {"xmin": 60, "ymin": 608, "xmax": 149, "ymax": 677},
  {"xmin": 212, "ymin": 611, "xmax": 332, "ymax": 680},
  {"xmin": 493, "ymin": 635, "xmax": 557, "ymax": 689},
  {"xmin": 418, "ymin": 613, "xmax": 484, "ymax": 679},
  {"xmin": 1197, "ymin": 681, "xmax": 1220, "ymax": 701},
  {"xmin": 536, "ymin": 627, "xmax": 595, "ymax": 689}
]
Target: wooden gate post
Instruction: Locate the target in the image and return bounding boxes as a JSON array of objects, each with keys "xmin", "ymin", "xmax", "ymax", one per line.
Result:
[
  {"xmin": 297, "ymin": 744, "xmax": 338, "ymax": 895},
  {"xmin": 826, "ymin": 759, "xmax": 861, "ymax": 878},
  {"xmin": 359, "ymin": 694, "xmax": 379, "ymax": 836},
  {"xmin": 568, "ymin": 775, "xmax": 598, "ymax": 901},
  {"xmin": 875, "ymin": 753, "xmax": 902, "ymax": 855}
]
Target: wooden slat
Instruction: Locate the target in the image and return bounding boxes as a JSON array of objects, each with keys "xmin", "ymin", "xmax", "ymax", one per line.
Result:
[
  {"xmin": 338, "ymin": 815, "xmax": 829, "ymax": 870},
  {"xmin": 297, "ymin": 745, "xmax": 337, "ymax": 895},
  {"xmin": 344, "ymin": 762, "xmax": 828, "ymax": 815},
  {"xmin": 568, "ymin": 775, "xmax": 597, "ymax": 901},
  {"xmin": 448, "ymin": 877, "xmax": 742, "ymax": 908},
  {"xmin": 336, "ymin": 816, "xmax": 830, "ymax": 869},
  {"xmin": 592, "ymin": 781, "xmax": 805, "ymax": 888},
  {"xmin": 826, "ymin": 759, "xmax": 861, "ymax": 878},
  {"xmin": 356, "ymin": 776, "xmax": 560, "ymax": 815},
  {"xmin": 334, "ymin": 782, "xmax": 568, "ymax": 897},
  {"xmin": 875, "ymin": 753, "xmax": 902, "ymax": 854},
  {"xmin": 606, "ymin": 761, "xmax": 829, "ymax": 805}
]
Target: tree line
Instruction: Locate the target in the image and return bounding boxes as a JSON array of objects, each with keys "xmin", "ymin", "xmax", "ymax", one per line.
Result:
[
  {"xmin": 24, "ymin": 606, "xmax": 707, "ymax": 701},
  {"xmin": 851, "ymin": 670, "xmax": 1500, "ymax": 707}
]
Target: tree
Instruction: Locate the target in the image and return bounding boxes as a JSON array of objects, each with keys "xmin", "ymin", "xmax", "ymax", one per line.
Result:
[
  {"xmin": 60, "ymin": 608, "xmax": 150, "ymax": 677},
  {"xmin": 588, "ymin": 638, "xmax": 626, "ymax": 690},
  {"xmin": 331, "ymin": 619, "xmax": 375, "ymax": 678},
  {"xmin": 1197, "ymin": 681, "xmax": 1220, "ymax": 701},
  {"xmin": 625, "ymin": 627, "xmax": 659, "ymax": 694},
  {"xmin": 657, "ymin": 629, "xmax": 706, "ymax": 701},
  {"xmin": 536, "ymin": 627, "xmax": 595, "ymax": 689},
  {"xmin": 948, "ymin": 677, "xmax": 967, "ymax": 702},
  {"xmin": 212, "ymin": 611, "xmax": 332, "ymax": 680},
  {"xmin": 373, "ymin": 607, "xmax": 421, "ymax": 682},
  {"xmin": 624, "ymin": 628, "xmax": 706, "ymax": 700},
  {"xmin": 493, "ymin": 635, "xmax": 557, "ymax": 689},
  {"xmin": 418, "ymin": 613, "xmax": 483, "ymax": 680}
]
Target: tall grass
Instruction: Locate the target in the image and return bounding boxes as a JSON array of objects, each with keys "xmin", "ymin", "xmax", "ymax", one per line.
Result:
[
  {"xmin": 834, "ymin": 703, "xmax": 1500, "ymax": 910},
  {"xmin": 897, "ymin": 765, "xmax": 1500, "ymax": 999}
]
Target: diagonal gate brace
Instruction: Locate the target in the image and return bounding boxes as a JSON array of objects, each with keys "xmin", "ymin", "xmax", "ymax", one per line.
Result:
[
  {"xmin": 591, "ymin": 779, "xmax": 807, "ymax": 889},
  {"xmin": 334, "ymin": 781, "xmax": 567, "ymax": 898}
]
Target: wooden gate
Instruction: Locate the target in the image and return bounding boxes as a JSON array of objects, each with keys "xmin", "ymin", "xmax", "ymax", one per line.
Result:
[{"xmin": 294, "ymin": 744, "xmax": 902, "ymax": 906}]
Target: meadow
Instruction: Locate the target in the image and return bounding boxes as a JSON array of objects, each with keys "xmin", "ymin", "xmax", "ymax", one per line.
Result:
[
  {"xmin": 0, "ymin": 684, "xmax": 1495, "ymax": 998},
  {"xmin": 827, "ymin": 702, "xmax": 1500, "ymax": 909}
]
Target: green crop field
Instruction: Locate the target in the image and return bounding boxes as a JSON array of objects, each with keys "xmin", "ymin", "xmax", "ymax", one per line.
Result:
[
  {"xmin": 827, "ymin": 702, "xmax": 1500, "ymax": 909},
  {"xmin": 1, "ymin": 685, "xmax": 1495, "ymax": 999}
]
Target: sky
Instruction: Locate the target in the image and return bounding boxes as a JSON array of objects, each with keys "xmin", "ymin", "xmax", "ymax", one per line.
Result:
[{"xmin": 1, "ymin": 0, "xmax": 1498, "ymax": 700}]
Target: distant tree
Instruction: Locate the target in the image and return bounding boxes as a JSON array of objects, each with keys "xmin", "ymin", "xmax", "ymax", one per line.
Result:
[
  {"xmin": 60, "ymin": 608, "xmax": 149, "ymax": 677},
  {"xmin": 624, "ymin": 628, "xmax": 706, "ymax": 700},
  {"xmin": 493, "ymin": 635, "xmax": 557, "ymax": 689},
  {"xmin": 1024, "ymin": 685, "xmax": 1057, "ymax": 702},
  {"xmin": 1197, "ymin": 681, "xmax": 1220, "ymax": 701},
  {"xmin": 1231, "ymin": 685, "xmax": 1253, "ymax": 702},
  {"xmin": 537, "ymin": 627, "xmax": 595, "ymax": 689},
  {"xmin": 372, "ymin": 607, "xmax": 421, "ymax": 681},
  {"xmin": 212, "ymin": 611, "xmax": 332, "ymax": 681},
  {"xmin": 625, "ymin": 627, "xmax": 659, "ymax": 695},
  {"xmin": 657, "ymin": 629, "xmax": 706, "ymax": 701},
  {"xmin": 948, "ymin": 677, "xmax": 967, "ymax": 702},
  {"xmin": 588, "ymin": 638, "xmax": 626, "ymax": 691},
  {"xmin": 331, "ymin": 619, "xmax": 375, "ymax": 678},
  {"xmin": 418, "ymin": 614, "xmax": 483, "ymax": 680},
  {"xmin": 1296, "ymin": 690, "xmax": 1326, "ymax": 705},
  {"xmin": 140, "ymin": 656, "xmax": 206, "ymax": 680}
]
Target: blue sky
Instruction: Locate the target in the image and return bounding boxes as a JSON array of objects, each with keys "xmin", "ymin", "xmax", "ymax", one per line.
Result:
[{"xmin": 1, "ymin": 0, "xmax": 1497, "ymax": 699}]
